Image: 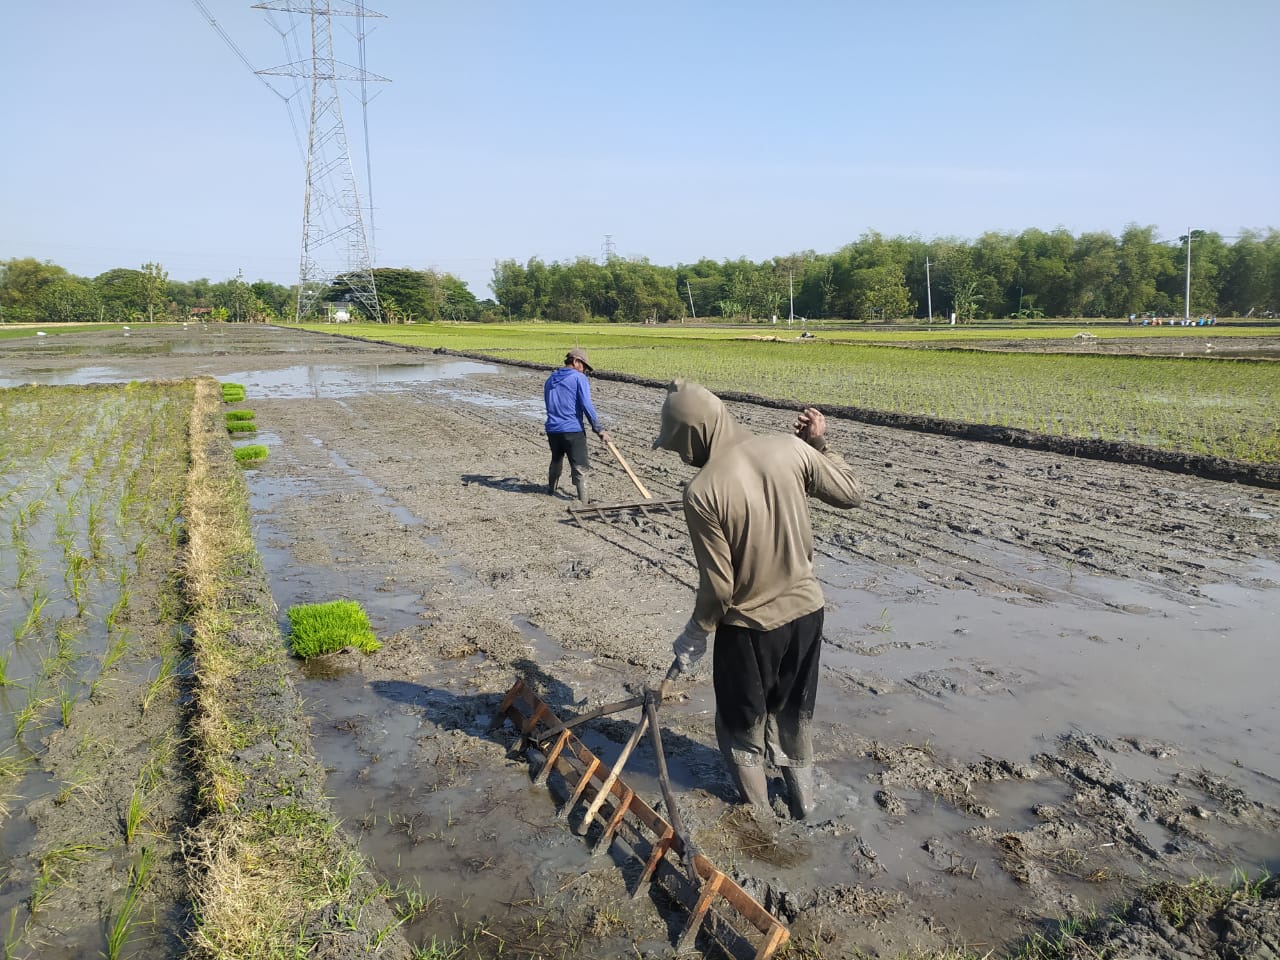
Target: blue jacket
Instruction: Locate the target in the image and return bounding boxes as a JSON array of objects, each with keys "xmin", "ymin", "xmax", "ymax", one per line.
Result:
[{"xmin": 544, "ymin": 366, "xmax": 603, "ymax": 434}]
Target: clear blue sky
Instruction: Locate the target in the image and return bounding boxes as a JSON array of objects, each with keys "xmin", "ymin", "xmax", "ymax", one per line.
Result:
[{"xmin": 3, "ymin": 1, "xmax": 1276, "ymax": 299}]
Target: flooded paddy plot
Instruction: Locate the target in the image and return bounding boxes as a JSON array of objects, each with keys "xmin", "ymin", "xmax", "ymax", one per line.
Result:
[
  {"xmin": 2, "ymin": 324, "xmax": 1279, "ymax": 959},
  {"xmin": 0, "ymin": 381, "xmax": 192, "ymax": 958}
]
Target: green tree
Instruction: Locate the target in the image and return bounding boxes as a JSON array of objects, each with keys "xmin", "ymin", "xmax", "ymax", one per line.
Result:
[
  {"xmin": 1113, "ymin": 224, "xmax": 1174, "ymax": 316},
  {"xmin": 1069, "ymin": 232, "xmax": 1119, "ymax": 316},
  {"xmin": 140, "ymin": 262, "xmax": 169, "ymax": 321},
  {"xmin": 94, "ymin": 268, "xmax": 147, "ymax": 320},
  {"xmin": 41, "ymin": 276, "xmax": 102, "ymax": 323},
  {"xmin": 855, "ymin": 264, "xmax": 915, "ymax": 321},
  {"xmin": 0, "ymin": 258, "xmax": 71, "ymax": 322}
]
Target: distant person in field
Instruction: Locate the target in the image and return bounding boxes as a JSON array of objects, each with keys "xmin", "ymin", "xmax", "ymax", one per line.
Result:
[
  {"xmin": 543, "ymin": 348, "xmax": 610, "ymax": 504},
  {"xmin": 652, "ymin": 380, "xmax": 863, "ymax": 819}
]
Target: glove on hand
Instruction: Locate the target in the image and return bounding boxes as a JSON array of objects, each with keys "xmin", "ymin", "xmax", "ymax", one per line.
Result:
[{"xmin": 673, "ymin": 620, "xmax": 710, "ymax": 674}]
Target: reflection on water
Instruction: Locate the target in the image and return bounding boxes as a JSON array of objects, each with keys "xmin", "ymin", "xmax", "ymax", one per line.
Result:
[
  {"xmin": 0, "ymin": 359, "xmax": 503, "ymax": 395},
  {"xmin": 0, "ymin": 365, "xmax": 131, "ymax": 387},
  {"xmin": 219, "ymin": 361, "xmax": 500, "ymax": 399}
]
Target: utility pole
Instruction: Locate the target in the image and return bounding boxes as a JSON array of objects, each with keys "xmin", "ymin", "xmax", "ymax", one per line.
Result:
[
  {"xmin": 255, "ymin": 0, "xmax": 388, "ymax": 323},
  {"xmin": 685, "ymin": 279, "xmax": 696, "ymax": 319},
  {"xmin": 925, "ymin": 257, "xmax": 933, "ymax": 323},
  {"xmin": 788, "ymin": 271, "xmax": 795, "ymax": 322},
  {"xmin": 1184, "ymin": 226, "xmax": 1193, "ymax": 323}
]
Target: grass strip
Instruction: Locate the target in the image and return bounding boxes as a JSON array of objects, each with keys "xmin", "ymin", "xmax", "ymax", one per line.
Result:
[
  {"xmin": 182, "ymin": 377, "xmax": 406, "ymax": 958},
  {"xmin": 287, "ymin": 600, "xmax": 381, "ymax": 657}
]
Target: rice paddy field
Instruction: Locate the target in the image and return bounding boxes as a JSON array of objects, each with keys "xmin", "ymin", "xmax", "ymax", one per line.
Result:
[
  {"xmin": 0, "ymin": 381, "xmax": 192, "ymax": 957},
  {"xmin": 306, "ymin": 322, "xmax": 1280, "ymax": 464},
  {"xmin": 0, "ymin": 322, "xmax": 1277, "ymax": 960}
]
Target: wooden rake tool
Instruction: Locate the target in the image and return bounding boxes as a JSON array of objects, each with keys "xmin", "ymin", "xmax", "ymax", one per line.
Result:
[
  {"xmin": 605, "ymin": 438, "xmax": 653, "ymax": 499},
  {"xmin": 489, "ymin": 667, "xmax": 790, "ymax": 960},
  {"xmin": 566, "ymin": 497, "xmax": 683, "ymax": 524}
]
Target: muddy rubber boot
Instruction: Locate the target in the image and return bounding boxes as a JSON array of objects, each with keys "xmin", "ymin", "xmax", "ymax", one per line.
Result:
[
  {"xmin": 548, "ymin": 465, "xmax": 561, "ymax": 496},
  {"xmin": 574, "ymin": 477, "xmax": 590, "ymax": 504},
  {"xmin": 781, "ymin": 765, "xmax": 816, "ymax": 820},
  {"xmin": 730, "ymin": 763, "xmax": 770, "ymax": 811}
]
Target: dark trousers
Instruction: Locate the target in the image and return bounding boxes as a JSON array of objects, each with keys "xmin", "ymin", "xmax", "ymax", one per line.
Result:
[
  {"xmin": 712, "ymin": 607, "xmax": 823, "ymax": 768},
  {"xmin": 546, "ymin": 431, "xmax": 589, "ymax": 486}
]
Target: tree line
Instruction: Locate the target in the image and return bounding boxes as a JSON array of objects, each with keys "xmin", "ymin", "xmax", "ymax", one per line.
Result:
[
  {"xmin": 0, "ymin": 259, "xmax": 297, "ymax": 324},
  {"xmin": 5, "ymin": 225, "xmax": 1277, "ymax": 325},
  {"xmin": 494, "ymin": 226, "xmax": 1280, "ymax": 323},
  {"xmin": 0, "ymin": 259, "xmax": 487, "ymax": 325}
]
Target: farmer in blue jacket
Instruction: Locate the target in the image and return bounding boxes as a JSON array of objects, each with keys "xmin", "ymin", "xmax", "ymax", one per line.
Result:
[{"xmin": 544, "ymin": 347, "xmax": 611, "ymax": 503}]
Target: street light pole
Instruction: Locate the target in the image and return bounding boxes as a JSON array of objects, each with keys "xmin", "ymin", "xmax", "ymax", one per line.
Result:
[
  {"xmin": 925, "ymin": 257, "xmax": 933, "ymax": 323},
  {"xmin": 1184, "ymin": 227, "xmax": 1193, "ymax": 323}
]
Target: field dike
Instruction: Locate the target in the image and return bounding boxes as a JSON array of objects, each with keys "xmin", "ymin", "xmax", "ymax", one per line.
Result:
[{"xmin": 183, "ymin": 376, "xmax": 410, "ymax": 958}]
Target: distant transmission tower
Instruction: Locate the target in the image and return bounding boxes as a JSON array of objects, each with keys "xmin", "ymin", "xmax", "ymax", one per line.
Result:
[
  {"xmin": 601, "ymin": 234, "xmax": 616, "ymax": 263},
  {"xmin": 254, "ymin": 1, "xmax": 388, "ymax": 321}
]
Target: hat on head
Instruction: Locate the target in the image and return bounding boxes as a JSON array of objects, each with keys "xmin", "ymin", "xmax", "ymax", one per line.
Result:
[{"xmin": 566, "ymin": 347, "xmax": 592, "ymax": 372}]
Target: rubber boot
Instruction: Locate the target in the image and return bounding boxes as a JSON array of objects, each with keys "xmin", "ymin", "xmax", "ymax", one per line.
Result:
[
  {"xmin": 574, "ymin": 477, "xmax": 590, "ymax": 504},
  {"xmin": 729, "ymin": 763, "xmax": 770, "ymax": 811},
  {"xmin": 781, "ymin": 765, "xmax": 816, "ymax": 820},
  {"xmin": 547, "ymin": 465, "xmax": 561, "ymax": 496}
]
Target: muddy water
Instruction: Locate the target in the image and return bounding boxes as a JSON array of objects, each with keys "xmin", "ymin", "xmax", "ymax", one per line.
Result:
[{"xmin": 222, "ymin": 351, "xmax": 1280, "ymax": 953}]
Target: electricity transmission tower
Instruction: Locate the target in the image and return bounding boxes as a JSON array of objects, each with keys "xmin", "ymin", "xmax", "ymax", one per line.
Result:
[{"xmin": 253, "ymin": 1, "xmax": 388, "ymax": 321}]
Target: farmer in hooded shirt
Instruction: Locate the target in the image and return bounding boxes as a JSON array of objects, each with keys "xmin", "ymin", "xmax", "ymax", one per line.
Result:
[
  {"xmin": 653, "ymin": 380, "xmax": 863, "ymax": 819},
  {"xmin": 544, "ymin": 347, "xmax": 611, "ymax": 504}
]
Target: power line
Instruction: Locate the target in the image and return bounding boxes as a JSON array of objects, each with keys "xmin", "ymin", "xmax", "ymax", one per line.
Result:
[{"xmin": 189, "ymin": 0, "xmax": 292, "ymax": 105}]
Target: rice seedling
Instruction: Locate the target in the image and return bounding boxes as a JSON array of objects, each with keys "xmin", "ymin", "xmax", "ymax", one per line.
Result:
[
  {"xmin": 54, "ymin": 617, "xmax": 79, "ymax": 657},
  {"xmin": 140, "ymin": 657, "xmax": 176, "ymax": 714},
  {"xmin": 0, "ymin": 746, "xmax": 32, "ymax": 784},
  {"xmin": 14, "ymin": 587, "xmax": 50, "ymax": 642},
  {"xmin": 233, "ymin": 444, "xmax": 269, "ymax": 464},
  {"xmin": 123, "ymin": 785, "xmax": 150, "ymax": 844},
  {"xmin": 225, "ymin": 409, "xmax": 256, "ymax": 422},
  {"xmin": 225, "ymin": 418, "xmax": 257, "ymax": 434},
  {"xmin": 287, "ymin": 600, "xmax": 381, "ymax": 657},
  {"xmin": 30, "ymin": 842, "xmax": 107, "ymax": 915},
  {"xmin": 2, "ymin": 906, "xmax": 22, "ymax": 960},
  {"xmin": 105, "ymin": 847, "xmax": 154, "ymax": 959},
  {"xmin": 105, "ymin": 590, "xmax": 131, "ymax": 634},
  {"xmin": 138, "ymin": 731, "xmax": 181, "ymax": 791},
  {"xmin": 57, "ymin": 686, "xmax": 74, "ymax": 727},
  {"xmin": 101, "ymin": 633, "xmax": 131, "ymax": 673},
  {"xmin": 0, "ymin": 654, "xmax": 15, "ymax": 688},
  {"xmin": 14, "ymin": 543, "xmax": 36, "ymax": 590},
  {"xmin": 220, "ymin": 382, "xmax": 246, "ymax": 403},
  {"xmin": 65, "ymin": 550, "xmax": 89, "ymax": 612},
  {"xmin": 13, "ymin": 690, "xmax": 50, "ymax": 739}
]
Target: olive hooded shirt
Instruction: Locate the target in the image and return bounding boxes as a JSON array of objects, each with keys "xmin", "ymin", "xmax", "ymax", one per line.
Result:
[{"xmin": 653, "ymin": 380, "xmax": 864, "ymax": 633}]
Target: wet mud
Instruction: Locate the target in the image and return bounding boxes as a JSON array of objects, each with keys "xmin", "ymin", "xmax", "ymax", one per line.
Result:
[{"xmin": 2, "ymin": 323, "xmax": 1278, "ymax": 958}]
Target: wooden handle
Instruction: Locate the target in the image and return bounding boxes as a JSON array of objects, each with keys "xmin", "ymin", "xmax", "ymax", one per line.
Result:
[{"xmin": 605, "ymin": 439, "xmax": 652, "ymax": 499}]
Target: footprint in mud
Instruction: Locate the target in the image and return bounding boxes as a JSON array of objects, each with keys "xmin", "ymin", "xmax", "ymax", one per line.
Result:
[{"xmin": 719, "ymin": 807, "xmax": 812, "ymax": 867}]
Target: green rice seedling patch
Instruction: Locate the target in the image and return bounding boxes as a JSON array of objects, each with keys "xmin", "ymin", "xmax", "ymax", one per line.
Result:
[
  {"xmin": 225, "ymin": 417, "xmax": 257, "ymax": 434},
  {"xmin": 224, "ymin": 410, "xmax": 255, "ymax": 422},
  {"xmin": 287, "ymin": 600, "xmax": 381, "ymax": 657},
  {"xmin": 233, "ymin": 444, "xmax": 269, "ymax": 464},
  {"xmin": 220, "ymin": 382, "xmax": 246, "ymax": 403}
]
